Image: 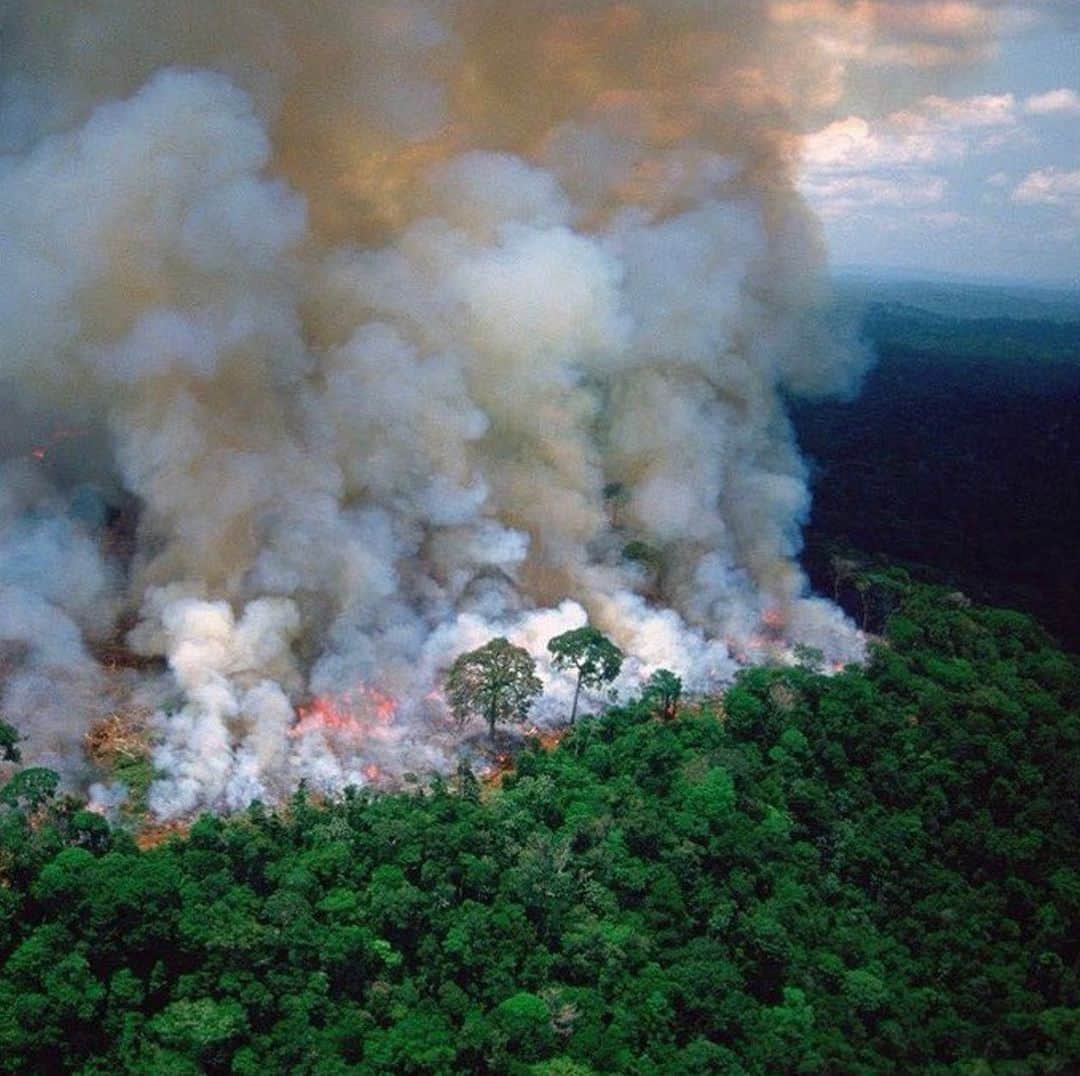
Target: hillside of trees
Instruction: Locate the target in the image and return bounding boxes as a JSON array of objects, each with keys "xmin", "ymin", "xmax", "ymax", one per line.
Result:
[
  {"xmin": 1, "ymin": 570, "xmax": 1077, "ymax": 1073},
  {"xmin": 793, "ymin": 295, "xmax": 1080, "ymax": 651}
]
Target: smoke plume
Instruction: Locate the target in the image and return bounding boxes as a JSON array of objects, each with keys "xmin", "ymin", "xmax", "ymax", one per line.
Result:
[{"xmin": 0, "ymin": 1, "xmax": 1022, "ymax": 815}]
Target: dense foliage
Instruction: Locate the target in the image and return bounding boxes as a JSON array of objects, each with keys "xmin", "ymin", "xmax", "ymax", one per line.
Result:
[
  {"xmin": 547, "ymin": 627, "xmax": 625, "ymax": 724},
  {"xmin": 445, "ymin": 637, "xmax": 543, "ymax": 740},
  {"xmin": 0, "ymin": 574, "xmax": 1077, "ymax": 1074}
]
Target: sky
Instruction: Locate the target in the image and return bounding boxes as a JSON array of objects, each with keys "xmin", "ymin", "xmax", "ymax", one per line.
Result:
[{"xmin": 793, "ymin": 2, "xmax": 1079, "ymax": 285}]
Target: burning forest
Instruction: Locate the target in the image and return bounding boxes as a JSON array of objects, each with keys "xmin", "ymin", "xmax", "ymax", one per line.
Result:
[{"xmin": 0, "ymin": 0, "xmax": 1015, "ymax": 820}]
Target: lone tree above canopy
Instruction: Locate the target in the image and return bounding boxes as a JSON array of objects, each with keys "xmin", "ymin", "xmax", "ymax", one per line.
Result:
[
  {"xmin": 547, "ymin": 625, "xmax": 624, "ymax": 724},
  {"xmin": 445, "ymin": 637, "xmax": 542, "ymax": 742}
]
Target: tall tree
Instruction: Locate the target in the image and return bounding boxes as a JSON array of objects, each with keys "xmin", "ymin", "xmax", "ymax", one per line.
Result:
[
  {"xmin": 547, "ymin": 626, "xmax": 624, "ymax": 724},
  {"xmin": 445, "ymin": 638, "xmax": 542, "ymax": 742}
]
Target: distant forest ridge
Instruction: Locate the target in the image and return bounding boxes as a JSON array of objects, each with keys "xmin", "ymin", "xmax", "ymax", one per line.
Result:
[
  {"xmin": 832, "ymin": 272, "xmax": 1080, "ymax": 324},
  {"xmin": 795, "ymin": 278, "xmax": 1080, "ymax": 652}
]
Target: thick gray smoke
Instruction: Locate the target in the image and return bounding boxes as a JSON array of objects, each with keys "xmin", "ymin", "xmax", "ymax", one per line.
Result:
[{"xmin": 0, "ymin": 1, "xmax": 1017, "ymax": 816}]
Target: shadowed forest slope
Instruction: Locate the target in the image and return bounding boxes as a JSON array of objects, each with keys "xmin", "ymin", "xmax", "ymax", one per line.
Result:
[{"xmin": 794, "ymin": 295, "xmax": 1080, "ymax": 651}]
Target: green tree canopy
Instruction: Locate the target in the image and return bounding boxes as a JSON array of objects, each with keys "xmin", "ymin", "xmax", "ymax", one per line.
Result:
[
  {"xmin": 0, "ymin": 571, "xmax": 1075, "ymax": 1074},
  {"xmin": 445, "ymin": 637, "xmax": 542, "ymax": 741},
  {"xmin": 642, "ymin": 669, "xmax": 682, "ymax": 719},
  {"xmin": 547, "ymin": 626, "xmax": 624, "ymax": 724},
  {"xmin": 0, "ymin": 767, "xmax": 59, "ymax": 812},
  {"xmin": 0, "ymin": 718, "xmax": 20, "ymax": 764}
]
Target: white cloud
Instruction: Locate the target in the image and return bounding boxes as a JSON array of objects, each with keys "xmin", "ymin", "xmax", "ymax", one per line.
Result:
[
  {"xmin": 770, "ymin": 1, "xmax": 998, "ymax": 70},
  {"xmin": 802, "ymin": 174, "xmax": 947, "ymax": 217},
  {"xmin": 1012, "ymin": 168, "xmax": 1080, "ymax": 210},
  {"xmin": 917, "ymin": 210, "xmax": 968, "ymax": 228},
  {"xmin": 799, "ymin": 90, "xmax": 1019, "ymax": 217},
  {"xmin": 1024, "ymin": 88, "xmax": 1080, "ymax": 115},
  {"xmin": 918, "ymin": 92, "xmax": 1017, "ymax": 127},
  {"xmin": 801, "ymin": 115, "xmax": 946, "ymax": 172},
  {"xmin": 771, "ymin": 1, "xmax": 1076, "ymax": 75},
  {"xmin": 802, "ymin": 91, "xmax": 1016, "ymax": 175}
]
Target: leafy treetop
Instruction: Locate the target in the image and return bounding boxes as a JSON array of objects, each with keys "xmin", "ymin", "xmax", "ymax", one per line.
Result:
[
  {"xmin": 547, "ymin": 626, "xmax": 624, "ymax": 724},
  {"xmin": 0, "ymin": 718, "xmax": 20, "ymax": 764},
  {"xmin": 445, "ymin": 637, "xmax": 542, "ymax": 741},
  {"xmin": 642, "ymin": 669, "xmax": 682, "ymax": 719}
]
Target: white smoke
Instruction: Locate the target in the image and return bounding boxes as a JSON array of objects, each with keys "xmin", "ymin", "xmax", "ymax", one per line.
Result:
[{"xmin": 1, "ymin": 0, "xmax": 1020, "ymax": 816}]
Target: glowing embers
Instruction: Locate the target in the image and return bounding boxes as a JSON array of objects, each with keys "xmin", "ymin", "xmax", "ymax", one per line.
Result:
[
  {"xmin": 289, "ymin": 683, "xmax": 403, "ymax": 788},
  {"xmin": 722, "ymin": 602, "xmax": 861, "ymax": 674},
  {"xmin": 523, "ymin": 725, "xmax": 569, "ymax": 753},
  {"xmin": 481, "ymin": 751, "xmax": 516, "ymax": 791},
  {"xmin": 135, "ymin": 819, "xmax": 191, "ymax": 851},
  {"xmin": 290, "ymin": 682, "xmax": 399, "ymax": 742},
  {"xmin": 725, "ymin": 606, "xmax": 787, "ymax": 666},
  {"xmin": 760, "ymin": 606, "xmax": 787, "ymax": 633},
  {"xmin": 725, "ymin": 606, "xmax": 799, "ymax": 666},
  {"xmin": 28, "ymin": 427, "xmax": 87, "ymax": 463}
]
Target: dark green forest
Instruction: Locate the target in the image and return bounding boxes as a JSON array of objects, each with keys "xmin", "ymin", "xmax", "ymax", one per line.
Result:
[
  {"xmin": 1, "ymin": 571, "xmax": 1077, "ymax": 1074},
  {"xmin": 793, "ymin": 298, "xmax": 1080, "ymax": 651}
]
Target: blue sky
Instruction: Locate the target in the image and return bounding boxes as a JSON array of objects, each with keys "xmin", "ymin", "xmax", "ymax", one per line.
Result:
[{"xmin": 795, "ymin": 4, "xmax": 1079, "ymax": 285}]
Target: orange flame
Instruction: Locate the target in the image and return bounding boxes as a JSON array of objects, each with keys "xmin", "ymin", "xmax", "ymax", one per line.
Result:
[
  {"xmin": 481, "ymin": 752, "xmax": 516, "ymax": 790},
  {"xmin": 292, "ymin": 695, "xmax": 363, "ymax": 739},
  {"xmin": 536, "ymin": 729, "xmax": 568, "ymax": 752},
  {"xmin": 290, "ymin": 682, "xmax": 399, "ymax": 739}
]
